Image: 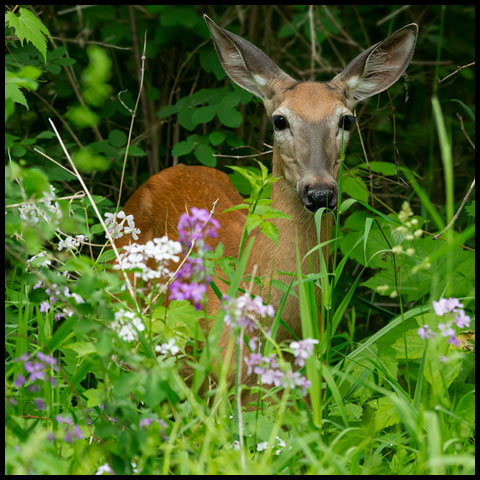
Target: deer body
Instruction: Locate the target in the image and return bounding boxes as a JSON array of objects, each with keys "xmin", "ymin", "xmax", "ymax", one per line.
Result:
[{"xmin": 117, "ymin": 16, "xmax": 418, "ymax": 383}]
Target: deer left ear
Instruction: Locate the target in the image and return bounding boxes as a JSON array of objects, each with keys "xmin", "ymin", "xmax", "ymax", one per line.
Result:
[{"xmin": 333, "ymin": 24, "xmax": 418, "ymax": 109}]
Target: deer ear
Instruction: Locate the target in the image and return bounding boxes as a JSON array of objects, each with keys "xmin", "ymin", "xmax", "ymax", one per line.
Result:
[
  {"xmin": 333, "ymin": 24, "xmax": 418, "ymax": 108},
  {"xmin": 204, "ymin": 15, "xmax": 296, "ymax": 101}
]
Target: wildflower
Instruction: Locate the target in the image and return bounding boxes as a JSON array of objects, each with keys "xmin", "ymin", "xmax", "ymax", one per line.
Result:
[
  {"xmin": 111, "ymin": 309, "xmax": 145, "ymax": 342},
  {"xmin": 27, "ymin": 251, "xmax": 52, "ymax": 269},
  {"xmin": 18, "ymin": 185, "xmax": 62, "ymax": 225},
  {"xmin": 454, "ymin": 309, "xmax": 471, "ymax": 328},
  {"xmin": 398, "ymin": 201, "xmax": 413, "ymax": 223},
  {"xmin": 14, "ymin": 374, "xmax": 26, "ymax": 387},
  {"xmin": 169, "ymin": 258, "xmax": 210, "ymax": 310},
  {"xmin": 114, "ymin": 236, "xmax": 181, "ymax": 284},
  {"xmin": 222, "ymin": 294, "xmax": 275, "ymax": 333},
  {"xmin": 155, "ymin": 338, "xmax": 180, "ymax": 356},
  {"xmin": 104, "ymin": 210, "xmax": 141, "ymax": 241},
  {"xmin": 256, "ymin": 441, "xmax": 268, "ymax": 452},
  {"xmin": 39, "ymin": 301, "xmax": 50, "ymax": 313},
  {"xmin": 418, "ymin": 325, "xmax": 435, "ymax": 340},
  {"xmin": 95, "ymin": 463, "xmax": 113, "ymax": 475},
  {"xmin": 139, "ymin": 418, "xmax": 153, "ymax": 428},
  {"xmin": 432, "ymin": 297, "xmax": 464, "ymax": 316},
  {"xmin": 244, "ymin": 349, "xmax": 313, "ymax": 396},
  {"xmin": 391, "ymin": 245, "xmax": 403, "ymax": 254},
  {"xmin": 290, "ymin": 338, "xmax": 319, "ymax": 367},
  {"xmin": 177, "ymin": 207, "xmax": 220, "ymax": 251}
]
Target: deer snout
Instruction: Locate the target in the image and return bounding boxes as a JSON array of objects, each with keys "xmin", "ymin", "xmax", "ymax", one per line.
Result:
[{"xmin": 300, "ymin": 183, "xmax": 338, "ymax": 212}]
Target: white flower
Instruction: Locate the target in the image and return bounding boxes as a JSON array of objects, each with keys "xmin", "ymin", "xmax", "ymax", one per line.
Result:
[
  {"xmin": 113, "ymin": 236, "xmax": 181, "ymax": 284},
  {"xmin": 256, "ymin": 441, "xmax": 268, "ymax": 452},
  {"xmin": 156, "ymin": 338, "xmax": 180, "ymax": 356},
  {"xmin": 112, "ymin": 309, "xmax": 144, "ymax": 342}
]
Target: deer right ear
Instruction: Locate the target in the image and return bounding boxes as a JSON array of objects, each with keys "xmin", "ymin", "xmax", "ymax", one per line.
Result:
[
  {"xmin": 204, "ymin": 15, "xmax": 296, "ymax": 103},
  {"xmin": 333, "ymin": 23, "xmax": 418, "ymax": 109}
]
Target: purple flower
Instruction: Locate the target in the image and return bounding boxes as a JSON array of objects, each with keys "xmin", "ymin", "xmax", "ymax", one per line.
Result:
[
  {"xmin": 140, "ymin": 418, "xmax": 153, "ymax": 428},
  {"xmin": 169, "ymin": 280, "xmax": 207, "ymax": 310},
  {"xmin": 222, "ymin": 294, "xmax": 275, "ymax": 333},
  {"xmin": 34, "ymin": 397, "xmax": 45, "ymax": 410},
  {"xmin": 446, "ymin": 334, "xmax": 460, "ymax": 347},
  {"xmin": 432, "ymin": 297, "xmax": 464, "ymax": 316},
  {"xmin": 418, "ymin": 325, "xmax": 435, "ymax": 340},
  {"xmin": 177, "ymin": 207, "xmax": 220, "ymax": 250},
  {"xmin": 454, "ymin": 309, "xmax": 471, "ymax": 328},
  {"xmin": 289, "ymin": 338, "xmax": 319, "ymax": 367},
  {"xmin": 39, "ymin": 301, "xmax": 50, "ymax": 313},
  {"xmin": 14, "ymin": 374, "xmax": 26, "ymax": 387}
]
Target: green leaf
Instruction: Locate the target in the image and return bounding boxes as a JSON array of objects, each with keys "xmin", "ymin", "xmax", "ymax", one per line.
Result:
[
  {"xmin": 259, "ymin": 221, "xmax": 278, "ymax": 245},
  {"xmin": 83, "ymin": 388, "xmax": 104, "ymax": 408},
  {"xmin": 5, "ymin": 8, "xmax": 51, "ymax": 62},
  {"xmin": 209, "ymin": 130, "xmax": 226, "ymax": 146},
  {"xmin": 194, "ymin": 143, "xmax": 216, "ymax": 167},
  {"xmin": 73, "ymin": 148, "xmax": 110, "ymax": 172},
  {"xmin": 5, "ymin": 83, "xmax": 28, "ymax": 110},
  {"xmin": 342, "ymin": 175, "xmax": 369, "ymax": 203},
  {"xmin": 64, "ymin": 341, "xmax": 97, "ymax": 356},
  {"xmin": 108, "ymin": 129, "xmax": 127, "ymax": 147},
  {"xmin": 66, "ymin": 105, "xmax": 100, "ymax": 128},
  {"xmin": 192, "ymin": 105, "xmax": 216, "ymax": 124},
  {"xmin": 217, "ymin": 107, "xmax": 242, "ymax": 128}
]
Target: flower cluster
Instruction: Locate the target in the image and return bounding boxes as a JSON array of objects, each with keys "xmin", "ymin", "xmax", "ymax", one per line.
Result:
[
  {"xmin": 222, "ymin": 293, "xmax": 275, "ymax": 333},
  {"xmin": 58, "ymin": 234, "xmax": 87, "ymax": 252},
  {"xmin": 169, "ymin": 258, "xmax": 210, "ymax": 310},
  {"xmin": 55, "ymin": 415, "xmax": 84, "ymax": 444},
  {"xmin": 113, "ymin": 236, "xmax": 182, "ymax": 284},
  {"xmin": 139, "ymin": 417, "xmax": 169, "ymax": 440},
  {"xmin": 111, "ymin": 308, "xmax": 145, "ymax": 342},
  {"xmin": 177, "ymin": 206, "xmax": 220, "ymax": 251},
  {"xmin": 104, "ymin": 210, "xmax": 141, "ymax": 241},
  {"xmin": 33, "ymin": 277, "xmax": 84, "ymax": 320},
  {"xmin": 18, "ymin": 184, "xmax": 62, "ymax": 226},
  {"xmin": 244, "ymin": 339, "xmax": 317, "ymax": 396},
  {"xmin": 155, "ymin": 338, "xmax": 180, "ymax": 356},
  {"xmin": 13, "ymin": 351, "xmax": 58, "ymax": 410},
  {"xmin": 418, "ymin": 297, "xmax": 471, "ymax": 347},
  {"xmin": 169, "ymin": 207, "xmax": 220, "ymax": 310},
  {"xmin": 290, "ymin": 338, "xmax": 319, "ymax": 367},
  {"xmin": 86, "ymin": 404, "xmax": 118, "ymax": 426}
]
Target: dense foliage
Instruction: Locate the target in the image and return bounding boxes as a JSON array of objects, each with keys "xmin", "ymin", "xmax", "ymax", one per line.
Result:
[{"xmin": 5, "ymin": 5, "xmax": 475, "ymax": 475}]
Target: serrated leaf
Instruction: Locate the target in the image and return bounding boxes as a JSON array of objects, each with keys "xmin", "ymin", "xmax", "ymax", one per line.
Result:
[
  {"xmin": 6, "ymin": 8, "xmax": 51, "ymax": 62},
  {"xmin": 259, "ymin": 221, "xmax": 278, "ymax": 244},
  {"xmin": 83, "ymin": 388, "xmax": 104, "ymax": 408},
  {"xmin": 5, "ymin": 83, "xmax": 28, "ymax": 110}
]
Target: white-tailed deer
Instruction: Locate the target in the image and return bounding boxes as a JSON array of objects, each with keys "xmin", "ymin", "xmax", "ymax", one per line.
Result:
[{"xmin": 116, "ymin": 16, "xmax": 417, "ymax": 384}]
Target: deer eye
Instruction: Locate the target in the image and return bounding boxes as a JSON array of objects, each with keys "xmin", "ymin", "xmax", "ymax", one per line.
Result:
[
  {"xmin": 272, "ymin": 115, "xmax": 288, "ymax": 131},
  {"xmin": 339, "ymin": 114, "xmax": 355, "ymax": 131}
]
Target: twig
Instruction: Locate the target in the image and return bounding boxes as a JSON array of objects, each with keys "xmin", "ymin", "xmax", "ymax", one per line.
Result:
[
  {"xmin": 439, "ymin": 61, "xmax": 475, "ymax": 83},
  {"xmin": 433, "ymin": 178, "xmax": 475, "ymax": 240},
  {"xmin": 456, "ymin": 113, "xmax": 475, "ymax": 150},
  {"xmin": 116, "ymin": 31, "xmax": 147, "ymax": 211},
  {"xmin": 33, "ymin": 147, "xmax": 76, "ymax": 177},
  {"xmin": 47, "ymin": 118, "xmax": 139, "ymax": 311},
  {"xmin": 376, "ymin": 5, "xmax": 412, "ymax": 26}
]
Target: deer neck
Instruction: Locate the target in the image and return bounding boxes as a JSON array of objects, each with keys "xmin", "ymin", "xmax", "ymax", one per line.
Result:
[{"xmin": 248, "ymin": 149, "xmax": 324, "ymax": 280}]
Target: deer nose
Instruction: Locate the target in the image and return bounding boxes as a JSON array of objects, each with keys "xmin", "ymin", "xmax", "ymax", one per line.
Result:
[{"xmin": 301, "ymin": 184, "xmax": 337, "ymax": 212}]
